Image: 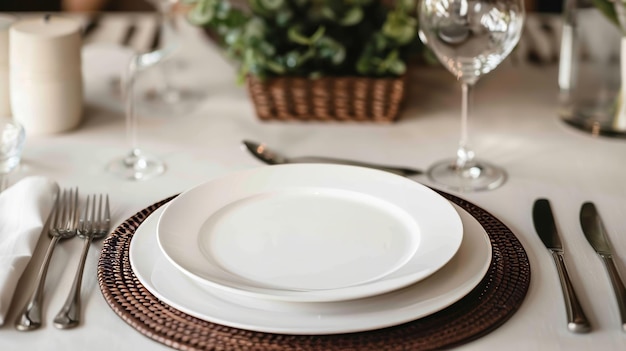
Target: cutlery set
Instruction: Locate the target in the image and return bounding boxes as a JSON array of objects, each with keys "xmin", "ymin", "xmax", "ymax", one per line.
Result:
[
  {"xmin": 15, "ymin": 189, "xmax": 111, "ymax": 331},
  {"xmin": 533, "ymin": 199, "xmax": 626, "ymax": 333}
]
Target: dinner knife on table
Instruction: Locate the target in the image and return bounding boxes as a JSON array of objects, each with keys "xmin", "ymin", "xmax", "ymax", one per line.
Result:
[
  {"xmin": 532, "ymin": 199, "xmax": 591, "ymax": 333},
  {"xmin": 580, "ymin": 202, "xmax": 626, "ymax": 332}
]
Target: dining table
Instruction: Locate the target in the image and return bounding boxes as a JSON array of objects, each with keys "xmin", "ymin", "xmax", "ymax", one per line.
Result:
[{"xmin": 1, "ymin": 10, "xmax": 625, "ymax": 351}]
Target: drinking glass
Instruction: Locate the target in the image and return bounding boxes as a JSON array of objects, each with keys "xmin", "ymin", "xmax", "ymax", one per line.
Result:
[
  {"xmin": 106, "ymin": 8, "xmax": 180, "ymax": 180},
  {"xmin": 141, "ymin": 0, "xmax": 201, "ymax": 116},
  {"xmin": 0, "ymin": 118, "xmax": 25, "ymax": 191},
  {"xmin": 419, "ymin": 0, "xmax": 525, "ymax": 191}
]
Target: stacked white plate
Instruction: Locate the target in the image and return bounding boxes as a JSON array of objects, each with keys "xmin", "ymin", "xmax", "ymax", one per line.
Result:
[{"xmin": 129, "ymin": 164, "xmax": 492, "ymax": 335}]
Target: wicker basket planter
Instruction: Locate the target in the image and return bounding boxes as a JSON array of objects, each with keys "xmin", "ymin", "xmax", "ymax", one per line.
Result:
[{"xmin": 247, "ymin": 74, "xmax": 407, "ymax": 123}]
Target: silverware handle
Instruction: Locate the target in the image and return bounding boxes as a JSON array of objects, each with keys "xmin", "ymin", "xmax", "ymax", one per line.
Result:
[
  {"xmin": 291, "ymin": 157, "xmax": 422, "ymax": 177},
  {"xmin": 551, "ymin": 251, "xmax": 591, "ymax": 333},
  {"xmin": 600, "ymin": 254, "xmax": 626, "ymax": 332},
  {"xmin": 53, "ymin": 237, "xmax": 92, "ymax": 329},
  {"xmin": 15, "ymin": 236, "xmax": 60, "ymax": 331}
]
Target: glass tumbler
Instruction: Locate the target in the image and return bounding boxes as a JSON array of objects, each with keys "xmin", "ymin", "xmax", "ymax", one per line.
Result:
[
  {"xmin": 0, "ymin": 118, "xmax": 25, "ymax": 174},
  {"xmin": 558, "ymin": 0, "xmax": 626, "ymax": 137}
]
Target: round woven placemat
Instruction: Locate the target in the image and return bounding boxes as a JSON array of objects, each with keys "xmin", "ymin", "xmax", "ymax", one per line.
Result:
[{"xmin": 98, "ymin": 192, "xmax": 530, "ymax": 351}]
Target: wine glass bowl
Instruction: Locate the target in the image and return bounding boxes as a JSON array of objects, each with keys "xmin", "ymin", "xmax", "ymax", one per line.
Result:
[
  {"xmin": 139, "ymin": 0, "xmax": 203, "ymax": 117},
  {"xmin": 106, "ymin": 2, "xmax": 183, "ymax": 181},
  {"xmin": 419, "ymin": 0, "xmax": 524, "ymax": 191}
]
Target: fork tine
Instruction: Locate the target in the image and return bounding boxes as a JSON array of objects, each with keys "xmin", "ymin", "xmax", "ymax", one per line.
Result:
[
  {"xmin": 64, "ymin": 188, "xmax": 74, "ymax": 231},
  {"xmin": 84, "ymin": 195, "xmax": 91, "ymax": 233},
  {"xmin": 104, "ymin": 194, "xmax": 110, "ymax": 231},
  {"xmin": 72, "ymin": 187, "xmax": 79, "ymax": 229},
  {"xmin": 60, "ymin": 189, "xmax": 69, "ymax": 231},
  {"xmin": 90, "ymin": 194, "xmax": 96, "ymax": 232},
  {"xmin": 79, "ymin": 195, "xmax": 89, "ymax": 233},
  {"xmin": 96, "ymin": 194, "xmax": 103, "ymax": 231},
  {"xmin": 50, "ymin": 189, "xmax": 62, "ymax": 233},
  {"xmin": 67, "ymin": 188, "xmax": 74, "ymax": 230},
  {"xmin": 64, "ymin": 189, "xmax": 71, "ymax": 229}
]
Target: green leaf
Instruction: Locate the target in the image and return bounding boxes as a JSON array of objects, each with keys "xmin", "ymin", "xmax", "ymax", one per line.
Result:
[
  {"xmin": 187, "ymin": 0, "xmax": 215, "ymax": 25},
  {"xmin": 276, "ymin": 9, "xmax": 293, "ymax": 26},
  {"xmin": 285, "ymin": 48, "xmax": 315, "ymax": 68},
  {"xmin": 259, "ymin": 0, "xmax": 285, "ymax": 10},
  {"xmin": 250, "ymin": 0, "xmax": 284, "ymax": 15},
  {"xmin": 321, "ymin": 6, "xmax": 336, "ymax": 20},
  {"xmin": 309, "ymin": 26, "xmax": 326, "ymax": 43},
  {"xmin": 592, "ymin": 0, "xmax": 618, "ymax": 25},
  {"xmin": 224, "ymin": 28, "xmax": 242, "ymax": 45},
  {"xmin": 288, "ymin": 26, "xmax": 325, "ymax": 45},
  {"xmin": 388, "ymin": 59, "xmax": 406, "ymax": 75},
  {"xmin": 258, "ymin": 41, "xmax": 276, "ymax": 56},
  {"xmin": 317, "ymin": 37, "xmax": 346, "ymax": 65},
  {"xmin": 266, "ymin": 60, "xmax": 286, "ymax": 74},
  {"xmin": 285, "ymin": 51, "xmax": 300, "ymax": 68},
  {"xmin": 244, "ymin": 18, "xmax": 266, "ymax": 39},
  {"xmin": 214, "ymin": 0, "xmax": 231, "ymax": 19},
  {"xmin": 339, "ymin": 7, "xmax": 363, "ymax": 26},
  {"xmin": 383, "ymin": 12, "xmax": 417, "ymax": 44},
  {"xmin": 287, "ymin": 26, "xmax": 311, "ymax": 45}
]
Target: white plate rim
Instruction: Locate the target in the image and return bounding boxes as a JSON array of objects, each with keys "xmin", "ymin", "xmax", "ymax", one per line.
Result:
[
  {"xmin": 131, "ymin": 203, "xmax": 491, "ymax": 335},
  {"xmin": 156, "ymin": 164, "xmax": 464, "ymax": 302}
]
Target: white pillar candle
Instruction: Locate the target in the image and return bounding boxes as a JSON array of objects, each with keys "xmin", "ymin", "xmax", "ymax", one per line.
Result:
[
  {"xmin": 0, "ymin": 15, "xmax": 16, "ymax": 118},
  {"xmin": 10, "ymin": 15, "xmax": 83, "ymax": 135}
]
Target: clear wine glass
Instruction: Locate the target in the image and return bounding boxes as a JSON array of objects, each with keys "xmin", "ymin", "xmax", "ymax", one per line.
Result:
[
  {"xmin": 106, "ymin": 7, "xmax": 180, "ymax": 180},
  {"xmin": 419, "ymin": 0, "xmax": 525, "ymax": 191},
  {"xmin": 140, "ymin": 0, "xmax": 202, "ymax": 116}
]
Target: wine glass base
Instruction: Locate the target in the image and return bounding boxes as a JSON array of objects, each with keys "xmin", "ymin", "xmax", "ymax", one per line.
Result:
[
  {"xmin": 107, "ymin": 151, "xmax": 165, "ymax": 181},
  {"xmin": 427, "ymin": 158, "xmax": 506, "ymax": 192}
]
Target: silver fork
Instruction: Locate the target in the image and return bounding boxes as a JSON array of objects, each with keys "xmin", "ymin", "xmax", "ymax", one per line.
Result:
[
  {"xmin": 53, "ymin": 194, "xmax": 110, "ymax": 329},
  {"xmin": 15, "ymin": 188, "xmax": 79, "ymax": 331}
]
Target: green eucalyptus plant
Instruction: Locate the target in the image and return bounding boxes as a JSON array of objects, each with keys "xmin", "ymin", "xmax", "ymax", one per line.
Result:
[{"xmin": 184, "ymin": 0, "xmax": 420, "ymax": 82}]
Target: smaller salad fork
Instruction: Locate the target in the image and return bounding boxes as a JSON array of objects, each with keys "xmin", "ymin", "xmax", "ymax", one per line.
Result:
[{"xmin": 53, "ymin": 194, "xmax": 110, "ymax": 329}]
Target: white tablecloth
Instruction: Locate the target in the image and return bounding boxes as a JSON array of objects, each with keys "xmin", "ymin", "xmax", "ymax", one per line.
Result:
[{"xmin": 1, "ymin": 14, "xmax": 625, "ymax": 351}]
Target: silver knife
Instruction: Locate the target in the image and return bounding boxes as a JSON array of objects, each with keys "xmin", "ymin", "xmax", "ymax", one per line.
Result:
[
  {"xmin": 580, "ymin": 202, "xmax": 626, "ymax": 332},
  {"xmin": 533, "ymin": 199, "xmax": 591, "ymax": 333}
]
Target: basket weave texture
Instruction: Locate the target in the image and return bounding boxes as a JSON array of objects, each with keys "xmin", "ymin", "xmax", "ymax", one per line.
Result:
[{"xmin": 247, "ymin": 75, "xmax": 407, "ymax": 122}]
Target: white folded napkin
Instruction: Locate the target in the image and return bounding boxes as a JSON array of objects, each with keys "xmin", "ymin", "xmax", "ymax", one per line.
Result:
[{"xmin": 0, "ymin": 176, "xmax": 58, "ymax": 325}]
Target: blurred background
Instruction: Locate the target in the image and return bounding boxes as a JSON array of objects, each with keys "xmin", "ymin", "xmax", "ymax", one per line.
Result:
[{"xmin": 0, "ymin": 0, "xmax": 558, "ymax": 13}]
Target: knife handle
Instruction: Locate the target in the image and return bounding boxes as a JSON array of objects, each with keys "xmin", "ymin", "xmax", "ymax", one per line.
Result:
[
  {"xmin": 600, "ymin": 255, "xmax": 626, "ymax": 332},
  {"xmin": 551, "ymin": 251, "xmax": 592, "ymax": 333}
]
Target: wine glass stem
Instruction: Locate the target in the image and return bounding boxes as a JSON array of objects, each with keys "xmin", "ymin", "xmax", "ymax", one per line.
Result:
[
  {"xmin": 456, "ymin": 82, "xmax": 475, "ymax": 169},
  {"xmin": 125, "ymin": 58, "xmax": 139, "ymax": 154}
]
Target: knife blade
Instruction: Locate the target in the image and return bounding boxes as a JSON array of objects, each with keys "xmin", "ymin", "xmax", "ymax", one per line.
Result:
[
  {"xmin": 580, "ymin": 202, "xmax": 626, "ymax": 332},
  {"xmin": 533, "ymin": 199, "xmax": 591, "ymax": 333}
]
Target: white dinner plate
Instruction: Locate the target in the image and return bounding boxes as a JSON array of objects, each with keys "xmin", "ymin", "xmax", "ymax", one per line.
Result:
[
  {"xmin": 157, "ymin": 164, "xmax": 463, "ymax": 302},
  {"xmin": 131, "ymin": 204, "xmax": 491, "ymax": 335}
]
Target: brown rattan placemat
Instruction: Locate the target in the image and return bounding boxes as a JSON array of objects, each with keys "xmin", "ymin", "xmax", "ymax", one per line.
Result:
[{"xmin": 98, "ymin": 192, "xmax": 530, "ymax": 351}]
